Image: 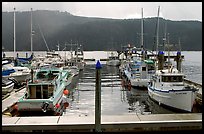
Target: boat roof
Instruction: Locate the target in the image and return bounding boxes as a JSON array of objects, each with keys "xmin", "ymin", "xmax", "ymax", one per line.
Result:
[{"xmin": 156, "ymin": 68, "xmax": 184, "ymax": 76}]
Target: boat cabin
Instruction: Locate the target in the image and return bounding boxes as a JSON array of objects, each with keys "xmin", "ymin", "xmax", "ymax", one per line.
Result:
[
  {"xmin": 36, "ymin": 70, "xmax": 60, "ymax": 81},
  {"xmin": 28, "ymin": 84, "xmax": 54, "ymax": 99},
  {"xmin": 161, "ymin": 75, "xmax": 183, "ymax": 82}
]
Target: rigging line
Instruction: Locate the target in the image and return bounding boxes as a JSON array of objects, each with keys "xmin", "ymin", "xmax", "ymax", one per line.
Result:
[{"xmin": 38, "ymin": 23, "xmax": 50, "ymax": 51}]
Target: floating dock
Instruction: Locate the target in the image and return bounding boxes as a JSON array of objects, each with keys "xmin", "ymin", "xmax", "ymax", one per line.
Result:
[
  {"xmin": 2, "ymin": 113, "xmax": 202, "ymax": 132},
  {"xmin": 2, "ymin": 79, "xmax": 202, "ymax": 132}
]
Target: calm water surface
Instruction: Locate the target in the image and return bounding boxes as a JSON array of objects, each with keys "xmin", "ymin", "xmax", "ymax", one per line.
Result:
[{"xmin": 4, "ymin": 51, "xmax": 202, "ymax": 116}]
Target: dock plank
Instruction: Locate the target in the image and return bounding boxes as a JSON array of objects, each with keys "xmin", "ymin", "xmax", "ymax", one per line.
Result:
[
  {"xmin": 2, "ymin": 117, "xmax": 20, "ymax": 124},
  {"xmin": 2, "ymin": 114, "xmax": 202, "ymax": 132},
  {"xmin": 2, "ymin": 88, "xmax": 26, "ymax": 112},
  {"xmin": 16, "ymin": 116, "xmax": 60, "ymax": 125}
]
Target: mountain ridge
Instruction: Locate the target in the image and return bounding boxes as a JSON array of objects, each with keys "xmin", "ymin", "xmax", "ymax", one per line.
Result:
[{"xmin": 2, "ymin": 10, "xmax": 202, "ymax": 51}]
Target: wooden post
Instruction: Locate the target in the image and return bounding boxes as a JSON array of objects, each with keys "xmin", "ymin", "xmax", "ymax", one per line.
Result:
[{"xmin": 95, "ymin": 60, "xmax": 102, "ymax": 132}]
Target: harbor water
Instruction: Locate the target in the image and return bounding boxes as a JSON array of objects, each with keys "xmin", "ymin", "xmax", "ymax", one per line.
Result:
[{"xmin": 3, "ymin": 51, "xmax": 202, "ymax": 116}]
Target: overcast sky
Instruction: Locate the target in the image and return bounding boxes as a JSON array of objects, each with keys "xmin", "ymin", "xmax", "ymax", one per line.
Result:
[{"xmin": 2, "ymin": 2, "xmax": 202, "ymax": 21}]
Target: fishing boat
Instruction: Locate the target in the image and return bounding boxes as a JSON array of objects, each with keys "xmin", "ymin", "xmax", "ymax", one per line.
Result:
[
  {"xmin": 148, "ymin": 51, "xmax": 197, "ymax": 112},
  {"xmin": 147, "ymin": 7, "xmax": 197, "ymax": 112},
  {"xmin": 106, "ymin": 51, "xmax": 120, "ymax": 66},
  {"xmin": 16, "ymin": 66, "xmax": 74, "ymax": 115},
  {"xmin": 124, "ymin": 57, "xmax": 155, "ymax": 88},
  {"xmin": 63, "ymin": 65, "xmax": 79, "ymax": 77},
  {"xmin": 73, "ymin": 45, "xmax": 86, "ymax": 71},
  {"xmin": 122, "ymin": 8, "xmax": 155, "ymax": 88}
]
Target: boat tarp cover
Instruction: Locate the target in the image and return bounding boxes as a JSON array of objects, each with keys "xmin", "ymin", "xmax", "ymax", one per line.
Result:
[{"xmin": 17, "ymin": 54, "xmax": 33, "ymax": 62}]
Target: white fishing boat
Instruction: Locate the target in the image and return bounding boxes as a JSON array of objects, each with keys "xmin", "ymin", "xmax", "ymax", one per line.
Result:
[
  {"xmin": 122, "ymin": 9, "xmax": 155, "ymax": 88},
  {"xmin": 147, "ymin": 6, "xmax": 197, "ymax": 112},
  {"xmin": 106, "ymin": 51, "xmax": 120, "ymax": 66},
  {"xmin": 124, "ymin": 58, "xmax": 155, "ymax": 88},
  {"xmin": 73, "ymin": 45, "xmax": 85, "ymax": 71},
  {"xmin": 148, "ymin": 53, "xmax": 197, "ymax": 112}
]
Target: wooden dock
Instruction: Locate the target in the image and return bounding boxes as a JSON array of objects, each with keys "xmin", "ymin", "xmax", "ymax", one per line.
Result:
[
  {"xmin": 2, "ymin": 113, "xmax": 202, "ymax": 132},
  {"xmin": 2, "ymin": 80, "xmax": 202, "ymax": 132}
]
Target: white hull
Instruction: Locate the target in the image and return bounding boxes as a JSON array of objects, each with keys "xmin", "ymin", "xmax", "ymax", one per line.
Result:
[
  {"xmin": 124, "ymin": 70, "xmax": 149, "ymax": 87},
  {"xmin": 3, "ymin": 73, "xmax": 31, "ymax": 83},
  {"xmin": 148, "ymin": 86, "xmax": 196, "ymax": 112},
  {"xmin": 2, "ymin": 82, "xmax": 15, "ymax": 95},
  {"xmin": 77, "ymin": 62, "xmax": 85, "ymax": 71},
  {"xmin": 130, "ymin": 79, "xmax": 149, "ymax": 87},
  {"xmin": 107, "ymin": 60, "xmax": 120, "ymax": 66}
]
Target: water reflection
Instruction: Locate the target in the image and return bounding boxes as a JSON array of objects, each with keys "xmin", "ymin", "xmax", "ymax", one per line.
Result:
[{"xmin": 64, "ymin": 63, "xmax": 201, "ymax": 116}]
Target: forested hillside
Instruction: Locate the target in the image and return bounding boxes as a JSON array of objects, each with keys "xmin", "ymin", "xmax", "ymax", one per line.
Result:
[{"xmin": 2, "ymin": 10, "xmax": 202, "ymax": 51}]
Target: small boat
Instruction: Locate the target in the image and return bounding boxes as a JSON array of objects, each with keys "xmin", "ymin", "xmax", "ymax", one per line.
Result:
[
  {"xmin": 106, "ymin": 51, "xmax": 120, "ymax": 66},
  {"xmin": 2, "ymin": 77, "xmax": 15, "ymax": 95},
  {"xmin": 2, "ymin": 59, "xmax": 31, "ymax": 84},
  {"xmin": 16, "ymin": 66, "xmax": 74, "ymax": 115},
  {"xmin": 16, "ymin": 53, "xmax": 33, "ymax": 68},
  {"xmin": 73, "ymin": 45, "xmax": 86, "ymax": 71},
  {"xmin": 63, "ymin": 65, "xmax": 79, "ymax": 77}
]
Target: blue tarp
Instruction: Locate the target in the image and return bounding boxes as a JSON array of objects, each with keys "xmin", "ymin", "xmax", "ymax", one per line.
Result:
[
  {"xmin": 2, "ymin": 69, "xmax": 15, "ymax": 76},
  {"xmin": 17, "ymin": 54, "xmax": 33, "ymax": 62}
]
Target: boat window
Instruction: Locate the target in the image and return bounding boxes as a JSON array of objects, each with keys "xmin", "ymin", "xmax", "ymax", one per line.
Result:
[
  {"xmin": 48, "ymin": 72, "xmax": 57, "ymax": 80},
  {"xmin": 43, "ymin": 85, "xmax": 48, "ymax": 99},
  {"xmin": 48, "ymin": 85, "xmax": 54, "ymax": 97},
  {"xmin": 37, "ymin": 71, "xmax": 47, "ymax": 79},
  {"xmin": 36, "ymin": 85, "xmax": 42, "ymax": 99},
  {"xmin": 162, "ymin": 76, "xmax": 183, "ymax": 82},
  {"xmin": 29, "ymin": 85, "xmax": 36, "ymax": 99},
  {"xmin": 52, "ymin": 71, "xmax": 59, "ymax": 74},
  {"xmin": 142, "ymin": 67, "xmax": 146, "ymax": 71}
]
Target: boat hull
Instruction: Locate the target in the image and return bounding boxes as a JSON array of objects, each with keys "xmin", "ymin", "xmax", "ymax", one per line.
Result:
[
  {"xmin": 130, "ymin": 78, "xmax": 149, "ymax": 87},
  {"xmin": 17, "ymin": 94, "xmax": 68, "ymax": 115},
  {"xmin": 17, "ymin": 100, "xmax": 54, "ymax": 112},
  {"xmin": 3, "ymin": 73, "xmax": 31, "ymax": 83},
  {"xmin": 124, "ymin": 70, "xmax": 149, "ymax": 88},
  {"xmin": 148, "ymin": 86, "xmax": 196, "ymax": 112},
  {"xmin": 107, "ymin": 60, "xmax": 120, "ymax": 66},
  {"xmin": 2, "ymin": 82, "xmax": 15, "ymax": 95}
]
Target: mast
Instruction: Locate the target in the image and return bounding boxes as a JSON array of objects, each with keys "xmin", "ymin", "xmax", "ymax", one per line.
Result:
[
  {"xmin": 70, "ymin": 40, "xmax": 73, "ymax": 62},
  {"xmin": 31, "ymin": 8, "xmax": 33, "ymax": 54},
  {"xmin": 163, "ymin": 21, "xmax": 167, "ymax": 52},
  {"xmin": 141, "ymin": 8, "xmax": 144, "ymax": 50},
  {"xmin": 167, "ymin": 33, "xmax": 170, "ymax": 73},
  {"xmin": 13, "ymin": 7, "xmax": 16, "ymax": 59},
  {"xmin": 156, "ymin": 6, "xmax": 160, "ymax": 54},
  {"xmin": 57, "ymin": 42, "xmax": 60, "ymax": 54}
]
